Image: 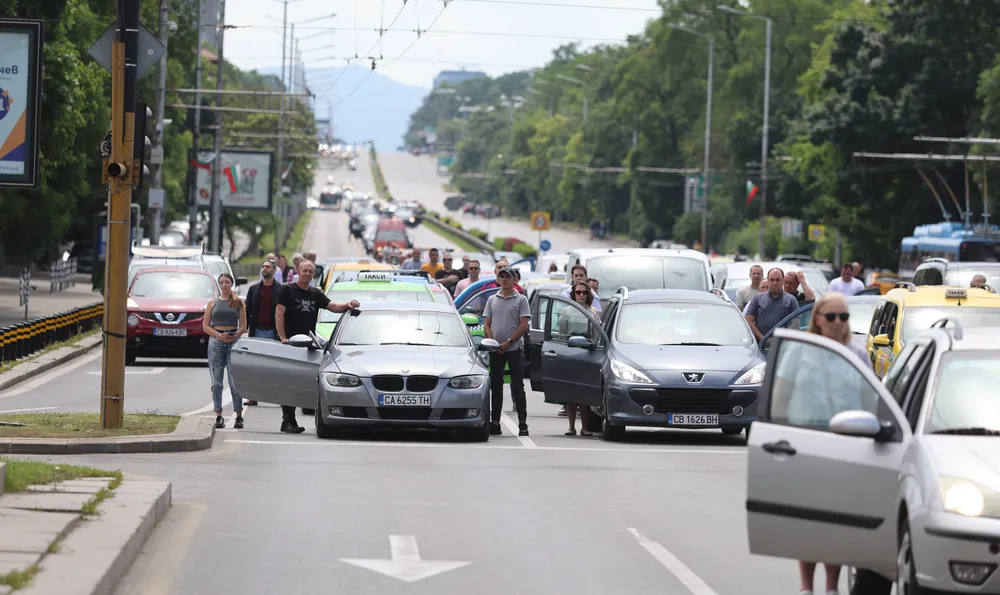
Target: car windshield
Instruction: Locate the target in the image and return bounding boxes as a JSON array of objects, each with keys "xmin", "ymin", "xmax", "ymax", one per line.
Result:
[
  {"xmin": 336, "ymin": 311, "xmax": 469, "ymax": 347},
  {"xmin": 588, "ymin": 256, "xmax": 708, "ymax": 299},
  {"xmin": 376, "ymin": 229, "xmax": 407, "ymax": 242},
  {"xmin": 946, "ymin": 267, "xmax": 1000, "ymax": 289},
  {"xmin": 320, "ymin": 193, "xmax": 340, "ymax": 205},
  {"xmin": 203, "ymin": 260, "xmax": 230, "ymax": 279},
  {"xmin": 131, "ymin": 272, "xmax": 215, "ymax": 298},
  {"xmin": 319, "ymin": 290, "xmax": 433, "ymax": 322},
  {"xmin": 927, "ymin": 352, "xmax": 1000, "ymax": 434},
  {"xmin": 902, "ymin": 307, "xmax": 1000, "ymax": 341},
  {"xmin": 616, "ymin": 303, "xmax": 755, "ymax": 346},
  {"xmin": 847, "ymin": 301, "xmax": 879, "ymax": 335}
]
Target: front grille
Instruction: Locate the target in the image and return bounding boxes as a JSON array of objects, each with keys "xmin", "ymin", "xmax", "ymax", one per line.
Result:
[
  {"xmin": 185, "ymin": 312, "xmax": 205, "ymax": 321},
  {"xmin": 372, "ymin": 375, "xmax": 404, "ymax": 392},
  {"xmin": 341, "ymin": 406, "xmax": 369, "ymax": 419},
  {"xmin": 653, "ymin": 389, "xmax": 732, "ymax": 414},
  {"xmin": 137, "ymin": 312, "xmax": 204, "ymax": 322},
  {"xmin": 406, "ymin": 375, "xmax": 438, "ymax": 393},
  {"xmin": 138, "ymin": 312, "xmax": 159, "ymax": 320},
  {"xmin": 376, "ymin": 407, "xmax": 431, "ymax": 421}
]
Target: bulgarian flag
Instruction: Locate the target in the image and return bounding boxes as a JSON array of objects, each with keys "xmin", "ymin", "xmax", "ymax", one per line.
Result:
[
  {"xmin": 189, "ymin": 159, "xmax": 211, "ymax": 172},
  {"xmin": 745, "ymin": 179, "xmax": 759, "ymax": 205},
  {"xmin": 223, "ymin": 162, "xmax": 240, "ymax": 193}
]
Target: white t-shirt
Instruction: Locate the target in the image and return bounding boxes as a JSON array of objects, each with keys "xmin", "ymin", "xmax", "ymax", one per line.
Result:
[{"xmin": 828, "ymin": 277, "xmax": 865, "ymax": 296}]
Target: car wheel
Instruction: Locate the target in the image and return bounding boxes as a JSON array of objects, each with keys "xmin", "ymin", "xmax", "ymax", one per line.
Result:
[
  {"xmin": 848, "ymin": 566, "xmax": 892, "ymax": 595},
  {"xmin": 314, "ymin": 400, "xmax": 339, "ymax": 440},
  {"xmin": 125, "ymin": 348, "xmax": 137, "ymax": 366},
  {"xmin": 721, "ymin": 428, "xmax": 743, "ymax": 436},
  {"xmin": 896, "ymin": 517, "xmax": 929, "ymax": 595},
  {"xmin": 601, "ymin": 389, "xmax": 625, "ymax": 441}
]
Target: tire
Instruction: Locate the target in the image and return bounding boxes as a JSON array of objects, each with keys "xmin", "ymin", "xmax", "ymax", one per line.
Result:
[
  {"xmin": 848, "ymin": 567, "xmax": 892, "ymax": 595},
  {"xmin": 897, "ymin": 517, "xmax": 930, "ymax": 595},
  {"xmin": 314, "ymin": 400, "xmax": 339, "ymax": 440},
  {"xmin": 601, "ymin": 389, "xmax": 625, "ymax": 441},
  {"xmin": 125, "ymin": 348, "xmax": 137, "ymax": 366},
  {"xmin": 722, "ymin": 428, "xmax": 743, "ymax": 436}
]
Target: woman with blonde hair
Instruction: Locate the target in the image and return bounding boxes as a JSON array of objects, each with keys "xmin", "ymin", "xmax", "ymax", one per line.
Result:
[{"xmin": 202, "ymin": 273, "xmax": 247, "ymax": 429}]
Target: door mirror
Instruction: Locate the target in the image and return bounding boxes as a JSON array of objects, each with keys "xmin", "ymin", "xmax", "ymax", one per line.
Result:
[
  {"xmin": 462, "ymin": 313, "xmax": 480, "ymax": 326},
  {"xmin": 287, "ymin": 334, "xmax": 314, "ymax": 348},
  {"xmin": 478, "ymin": 338, "xmax": 500, "ymax": 352},
  {"xmin": 235, "ymin": 277, "xmax": 248, "ymax": 286},
  {"xmin": 829, "ymin": 410, "xmax": 881, "ymax": 438},
  {"xmin": 567, "ymin": 336, "xmax": 594, "ymax": 350},
  {"xmin": 872, "ymin": 334, "xmax": 892, "ymax": 347}
]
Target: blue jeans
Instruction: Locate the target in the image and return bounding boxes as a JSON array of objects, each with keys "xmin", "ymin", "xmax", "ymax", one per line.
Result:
[
  {"xmin": 253, "ymin": 328, "xmax": 277, "ymax": 340},
  {"xmin": 208, "ymin": 337, "xmax": 242, "ymax": 413}
]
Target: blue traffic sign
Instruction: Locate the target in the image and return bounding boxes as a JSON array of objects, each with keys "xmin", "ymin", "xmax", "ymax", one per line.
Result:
[{"xmin": 539, "ymin": 239, "xmax": 551, "ymax": 252}]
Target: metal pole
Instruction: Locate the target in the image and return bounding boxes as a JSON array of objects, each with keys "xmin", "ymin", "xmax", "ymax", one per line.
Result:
[
  {"xmin": 188, "ymin": 0, "xmax": 203, "ymax": 244},
  {"xmin": 150, "ymin": 0, "xmax": 169, "ymax": 245},
  {"xmin": 757, "ymin": 17, "xmax": 772, "ymax": 258},
  {"xmin": 701, "ymin": 37, "xmax": 714, "ymax": 254},
  {"xmin": 583, "ymin": 93, "xmax": 588, "ymax": 122},
  {"xmin": 208, "ymin": 0, "xmax": 225, "ymax": 253},
  {"xmin": 275, "ymin": 6, "xmax": 288, "ymax": 254},
  {"xmin": 101, "ymin": 0, "xmax": 139, "ymax": 429}
]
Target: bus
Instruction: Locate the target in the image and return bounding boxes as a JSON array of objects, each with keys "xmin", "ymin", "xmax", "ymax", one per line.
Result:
[
  {"xmin": 898, "ymin": 221, "xmax": 1000, "ymax": 279},
  {"xmin": 319, "ymin": 190, "xmax": 343, "ymax": 210}
]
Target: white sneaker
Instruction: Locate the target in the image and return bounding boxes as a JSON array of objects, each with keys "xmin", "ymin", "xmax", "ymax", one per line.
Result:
[{"xmin": 798, "ymin": 591, "xmax": 813, "ymax": 595}]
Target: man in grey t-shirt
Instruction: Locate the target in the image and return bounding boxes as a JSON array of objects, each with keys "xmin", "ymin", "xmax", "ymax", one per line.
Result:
[
  {"xmin": 483, "ymin": 267, "xmax": 531, "ymax": 437},
  {"xmin": 745, "ymin": 267, "xmax": 800, "ymax": 340},
  {"xmin": 736, "ymin": 264, "xmax": 764, "ymax": 310}
]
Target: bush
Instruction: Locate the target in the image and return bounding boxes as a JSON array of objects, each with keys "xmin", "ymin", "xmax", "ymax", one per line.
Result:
[
  {"xmin": 503, "ymin": 237, "xmax": 524, "ymax": 251},
  {"xmin": 493, "ymin": 237, "xmax": 506, "ymax": 250},
  {"xmin": 512, "ymin": 242, "xmax": 538, "ymax": 258},
  {"xmin": 441, "ymin": 216, "xmax": 453, "ymax": 226},
  {"xmin": 451, "ymin": 221, "xmax": 463, "ymax": 230},
  {"xmin": 427, "ymin": 210, "xmax": 441, "ymax": 219},
  {"xmin": 468, "ymin": 228, "xmax": 489, "ymax": 241}
]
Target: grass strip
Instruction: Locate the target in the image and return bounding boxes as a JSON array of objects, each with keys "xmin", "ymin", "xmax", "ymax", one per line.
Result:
[
  {"xmin": 0, "ymin": 565, "xmax": 40, "ymax": 590},
  {"xmin": 0, "ymin": 329, "xmax": 99, "ymax": 375},
  {"xmin": 422, "ymin": 218, "xmax": 480, "ymax": 252},
  {"xmin": 238, "ymin": 210, "xmax": 314, "ymax": 265},
  {"xmin": 2, "ymin": 458, "xmax": 121, "ymax": 493},
  {"xmin": 80, "ymin": 474, "xmax": 122, "ymax": 517},
  {"xmin": 0, "ymin": 412, "xmax": 180, "ymax": 439}
]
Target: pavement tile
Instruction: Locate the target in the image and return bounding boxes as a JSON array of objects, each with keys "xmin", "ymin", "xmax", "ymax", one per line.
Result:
[
  {"xmin": 24, "ymin": 481, "xmax": 109, "ymax": 494},
  {"xmin": 0, "ymin": 551, "xmax": 41, "ymax": 575},
  {"xmin": 0, "ymin": 492, "xmax": 93, "ymax": 513},
  {"xmin": 0, "ymin": 508, "xmax": 76, "ymax": 553}
]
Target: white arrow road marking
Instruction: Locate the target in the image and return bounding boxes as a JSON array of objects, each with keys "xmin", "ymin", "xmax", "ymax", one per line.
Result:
[
  {"xmin": 340, "ymin": 535, "xmax": 469, "ymax": 583},
  {"xmin": 86, "ymin": 367, "xmax": 165, "ymax": 375},
  {"xmin": 0, "ymin": 407, "xmax": 60, "ymax": 414},
  {"xmin": 627, "ymin": 528, "xmax": 718, "ymax": 595}
]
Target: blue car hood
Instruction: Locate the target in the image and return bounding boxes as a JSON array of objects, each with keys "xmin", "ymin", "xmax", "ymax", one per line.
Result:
[{"xmin": 615, "ymin": 343, "xmax": 763, "ymax": 373}]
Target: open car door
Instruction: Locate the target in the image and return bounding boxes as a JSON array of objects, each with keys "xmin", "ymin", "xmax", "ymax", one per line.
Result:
[
  {"xmin": 540, "ymin": 295, "xmax": 607, "ymax": 407},
  {"xmin": 746, "ymin": 328, "xmax": 910, "ymax": 577},
  {"xmin": 759, "ymin": 302, "xmax": 815, "ymax": 354},
  {"xmin": 230, "ymin": 334, "xmax": 326, "ymax": 409}
]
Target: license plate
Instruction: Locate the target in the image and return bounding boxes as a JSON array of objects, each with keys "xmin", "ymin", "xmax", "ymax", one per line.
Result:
[
  {"xmin": 379, "ymin": 394, "xmax": 431, "ymax": 407},
  {"xmin": 667, "ymin": 413, "xmax": 719, "ymax": 426},
  {"xmin": 153, "ymin": 328, "xmax": 187, "ymax": 337}
]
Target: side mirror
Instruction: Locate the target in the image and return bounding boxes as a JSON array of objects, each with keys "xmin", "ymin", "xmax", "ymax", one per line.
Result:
[
  {"xmin": 829, "ymin": 410, "xmax": 881, "ymax": 438},
  {"xmin": 235, "ymin": 277, "xmax": 248, "ymax": 286},
  {"xmin": 872, "ymin": 334, "xmax": 892, "ymax": 347},
  {"xmin": 287, "ymin": 334, "xmax": 314, "ymax": 349},
  {"xmin": 462, "ymin": 313, "xmax": 480, "ymax": 326},
  {"xmin": 567, "ymin": 335, "xmax": 594, "ymax": 350},
  {"xmin": 478, "ymin": 338, "xmax": 500, "ymax": 352}
]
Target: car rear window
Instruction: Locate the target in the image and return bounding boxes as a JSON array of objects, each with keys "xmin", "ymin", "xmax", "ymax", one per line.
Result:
[
  {"xmin": 902, "ymin": 307, "xmax": 1000, "ymax": 341},
  {"xmin": 587, "ymin": 255, "xmax": 708, "ymax": 299}
]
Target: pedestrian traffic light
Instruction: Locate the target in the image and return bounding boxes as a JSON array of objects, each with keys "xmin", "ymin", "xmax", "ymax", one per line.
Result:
[{"xmin": 132, "ymin": 102, "xmax": 152, "ymax": 189}]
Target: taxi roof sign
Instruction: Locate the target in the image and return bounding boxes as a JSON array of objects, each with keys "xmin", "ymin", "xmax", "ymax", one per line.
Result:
[
  {"xmin": 357, "ymin": 271, "xmax": 394, "ymax": 282},
  {"xmin": 944, "ymin": 288, "xmax": 967, "ymax": 299}
]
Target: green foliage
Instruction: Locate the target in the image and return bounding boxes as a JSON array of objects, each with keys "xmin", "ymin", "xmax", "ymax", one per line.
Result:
[
  {"xmin": 368, "ymin": 145, "xmax": 392, "ymax": 200},
  {"xmin": 467, "ymin": 228, "xmax": 489, "ymax": 241},
  {"xmin": 511, "ymin": 242, "xmax": 537, "ymax": 258}
]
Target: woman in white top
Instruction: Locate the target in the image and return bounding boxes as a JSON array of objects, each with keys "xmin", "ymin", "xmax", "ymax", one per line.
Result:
[{"xmin": 558, "ymin": 282, "xmax": 600, "ymax": 436}]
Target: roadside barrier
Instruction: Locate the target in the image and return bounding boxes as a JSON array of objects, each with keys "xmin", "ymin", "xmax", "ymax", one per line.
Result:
[{"xmin": 0, "ymin": 302, "xmax": 104, "ymax": 365}]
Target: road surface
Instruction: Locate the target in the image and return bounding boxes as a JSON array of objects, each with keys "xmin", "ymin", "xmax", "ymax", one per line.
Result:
[
  {"xmin": 0, "ymin": 157, "xmax": 840, "ymax": 595},
  {"xmin": 378, "ymin": 152, "xmax": 633, "ymax": 255}
]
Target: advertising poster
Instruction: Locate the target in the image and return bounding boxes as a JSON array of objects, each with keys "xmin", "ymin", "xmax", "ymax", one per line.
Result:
[
  {"xmin": 193, "ymin": 149, "xmax": 274, "ymax": 211},
  {"xmin": 0, "ymin": 20, "xmax": 43, "ymax": 187}
]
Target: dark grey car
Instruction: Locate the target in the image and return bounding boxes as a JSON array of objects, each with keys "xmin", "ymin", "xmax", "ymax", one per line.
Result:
[{"xmin": 230, "ymin": 301, "xmax": 500, "ymax": 441}]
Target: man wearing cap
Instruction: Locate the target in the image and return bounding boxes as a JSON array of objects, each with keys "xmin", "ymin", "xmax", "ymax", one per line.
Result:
[{"xmin": 483, "ymin": 266, "xmax": 531, "ymax": 437}]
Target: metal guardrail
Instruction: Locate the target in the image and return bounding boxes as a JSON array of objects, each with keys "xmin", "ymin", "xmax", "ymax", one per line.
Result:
[
  {"xmin": 49, "ymin": 258, "xmax": 77, "ymax": 293},
  {"xmin": 0, "ymin": 302, "xmax": 104, "ymax": 365}
]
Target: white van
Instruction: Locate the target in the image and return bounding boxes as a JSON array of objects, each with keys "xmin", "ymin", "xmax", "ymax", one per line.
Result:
[{"xmin": 565, "ymin": 248, "xmax": 712, "ymax": 300}]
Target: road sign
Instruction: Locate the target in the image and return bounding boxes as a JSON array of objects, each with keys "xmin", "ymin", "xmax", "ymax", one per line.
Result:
[
  {"xmin": 808, "ymin": 224, "xmax": 825, "ymax": 242},
  {"xmin": 782, "ymin": 219, "xmax": 803, "ymax": 238},
  {"xmin": 88, "ymin": 21, "xmax": 165, "ymax": 80},
  {"xmin": 530, "ymin": 211, "xmax": 551, "ymax": 231},
  {"xmin": 147, "ymin": 188, "xmax": 165, "ymax": 209},
  {"xmin": 340, "ymin": 535, "xmax": 469, "ymax": 583},
  {"xmin": 0, "ymin": 20, "xmax": 44, "ymax": 188},
  {"xmin": 539, "ymin": 239, "xmax": 551, "ymax": 252}
]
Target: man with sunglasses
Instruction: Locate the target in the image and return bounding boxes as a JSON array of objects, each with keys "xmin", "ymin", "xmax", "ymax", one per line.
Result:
[
  {"xmin": 454, "ymin": 259, "xmax": 482, "ymax": 296},
  {"xmin": 745, "ymin": 267, "xmax": 799, "ymax": 341}
]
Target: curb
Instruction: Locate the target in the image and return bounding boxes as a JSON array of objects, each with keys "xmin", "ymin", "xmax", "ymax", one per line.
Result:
[
  {"xmin": 0, "ymin": 334, "xmax": 103, "ymax": 392},
  {"xmin": 0, "ymin": 417, "xmax": 216, "ymax": 455},
  {"xmin": 19, "ymin": 476, "xmax": 172, "ymax": 595}
]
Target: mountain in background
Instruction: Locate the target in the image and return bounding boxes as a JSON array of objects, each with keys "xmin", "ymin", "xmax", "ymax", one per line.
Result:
[{"xmin": 252, "ymin": 65, "xmax": 429, "ymax": 150}]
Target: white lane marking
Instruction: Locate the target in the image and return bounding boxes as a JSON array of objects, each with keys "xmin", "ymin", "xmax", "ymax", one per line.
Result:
[
  {"xmin": 0, "ymin": 351, "xmax": 101, "ymax": 399},
  {"xmin": 340, "ymin": 535, "xmax": 470, "ymax": 583},
  {"xmin": 85, "ymin": 367, "xmax": 165, "ymax": 375},
  {"xmin": 0, "ymin": 406, "xmax": 60, "ymax": 414},
  {"xmin": 180, "ymin": 385, "xmax": 231, "ymax": 417},
  {"xmin": 500, "ymin": 412, "xmax": 537, "ymax": 448},
  {"xmin": 627, "ymin": 528, "xmax": 719, "ymax": 595},
  {"xmin": 223, "ymin": 439, "xmax": 741, "ymax": 454}
]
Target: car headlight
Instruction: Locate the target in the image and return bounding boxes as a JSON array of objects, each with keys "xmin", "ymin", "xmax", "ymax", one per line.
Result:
[
  {"xmin": 938, "ymin": 477, "xmax": 1000, "ymax": 517},
  {"xmin": 127, "ymin": 314, "xmax": 139, "ymax": 327},
  {"xmin": 324, "ymin": 373, "xmax": 362, "ymax": 388},
  {"xmin": 734, "ymin": 362, "xmax": 766, "ymax": 385},
  {"xmin": 448, "ymin": 375, "xmax": 484, "ymax": 389},
  {"xmin": 609, "ymin": 359, "xmax": 653, "ymax": 384}
]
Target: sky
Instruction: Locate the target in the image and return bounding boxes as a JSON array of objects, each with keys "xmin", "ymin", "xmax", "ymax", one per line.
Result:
[{"xmin": 224, "ymin": 0, "xmax": 663, "ymax": 94}]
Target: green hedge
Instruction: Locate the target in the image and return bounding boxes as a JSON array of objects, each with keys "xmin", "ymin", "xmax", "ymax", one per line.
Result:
[
  {"xmin": 512, "ymin": 242, "xmax": 537, "ymax": 258},
  {"xmin": 493, "ymin": 237, "xmax": 505, "ymax": 250},
  {"xmin": 468, "ymin": 228, "xmax": 488, "ymax": 241},
  {"xmin": 368, "ymin": 146, "xmax": 392, "ymax": 200}
]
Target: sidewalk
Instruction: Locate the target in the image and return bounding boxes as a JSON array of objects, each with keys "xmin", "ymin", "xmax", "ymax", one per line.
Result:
[{"xmin": 0, "ymin": 277, "xmax": 101, "ymax": 329}]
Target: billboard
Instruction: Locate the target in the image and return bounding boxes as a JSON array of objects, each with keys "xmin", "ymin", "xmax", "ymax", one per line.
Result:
[
  {"xmin": 0, "ymin": 20, "xmax": 43, "ymax": 188},
  {"xmin": 193, "ymin": 149, "xmax": 274, "ymax": 210}
]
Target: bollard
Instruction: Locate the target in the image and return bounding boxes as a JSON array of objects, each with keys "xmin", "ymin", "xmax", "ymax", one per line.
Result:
[{"xmin": 0, "ymin": 327, "xmax": 7, "ymax": 363}]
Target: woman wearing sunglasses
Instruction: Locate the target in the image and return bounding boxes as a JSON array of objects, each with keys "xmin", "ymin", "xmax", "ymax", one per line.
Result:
[{"xmin": 559, "ymin": 281, "xmax": 600, "ymax": 436}]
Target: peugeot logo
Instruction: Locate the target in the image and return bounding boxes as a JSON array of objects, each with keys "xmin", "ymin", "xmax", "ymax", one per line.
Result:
[
  {"xmin": 165, "ymin": 313, "xmax": 175, "ymax": 322},
  {"xmin": 683, "ymin": 372, "xmax": 705, "ymax": 384},
  {"xmin": 401, "ymin": 369, "xmax": 409, "ymax": 374}
]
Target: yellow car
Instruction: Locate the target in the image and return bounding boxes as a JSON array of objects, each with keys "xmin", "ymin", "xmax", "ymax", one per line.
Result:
[
  {"xmin": 866, "ymin": 283, "xmax": 1000, "ymax": 377},
  {"xmin": 322, "ymin": 260, "xmax": 395, "ymax": 292}
]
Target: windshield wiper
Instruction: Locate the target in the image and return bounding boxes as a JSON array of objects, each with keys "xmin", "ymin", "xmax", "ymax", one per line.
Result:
[
  {"xmin": 661, "ymin": 342, "xmax": 722, "ymax": 347},
  {"xmin": 931, "ymin": 427, "xmax": 1000, "ymax": 436},
  {"xmin": 379, "ymin": 342, "xmax": 432, "ymax": 346}
]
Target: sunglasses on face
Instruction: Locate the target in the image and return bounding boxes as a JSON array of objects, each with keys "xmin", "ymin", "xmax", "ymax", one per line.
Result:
[
  {"xmin": 822, "ymin": 312, "xmax": 850, "ymax": 322},
  {"xmin": 468, "ymin": 267, "xmax": 480, "ymax": 271},
  {"xmin": 574, "ymin": 290, "xmax": 589, "ymax": 296}
]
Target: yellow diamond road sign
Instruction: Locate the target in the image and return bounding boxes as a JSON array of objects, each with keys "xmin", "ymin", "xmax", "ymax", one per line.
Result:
[
  {"xmin": 530, "ymin": 211, "xmax": 551, "ymax": 231},
  {"xmin": 808, "ymin": 224, "xmax": 825, "ymax": 242}
]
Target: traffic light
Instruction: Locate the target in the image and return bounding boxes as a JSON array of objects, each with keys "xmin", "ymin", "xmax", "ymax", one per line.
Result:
[{"xmin": 132, "ymin": 102, "xmax": 152, "ymax": 189}]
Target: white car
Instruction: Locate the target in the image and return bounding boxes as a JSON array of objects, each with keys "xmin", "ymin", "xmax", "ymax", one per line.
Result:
[{"xmin": 747, "ymin": 323, "xmax": 1000, "ymax": 594}]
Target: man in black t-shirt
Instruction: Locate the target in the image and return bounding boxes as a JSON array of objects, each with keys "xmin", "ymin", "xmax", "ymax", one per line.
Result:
[
  {"xmin": 433, "ymin": 252, "xmax": 465, "ymax": 293},
  {"xmin": 275, "ymin": 260, "xmax": 360, "ymax": 434}
]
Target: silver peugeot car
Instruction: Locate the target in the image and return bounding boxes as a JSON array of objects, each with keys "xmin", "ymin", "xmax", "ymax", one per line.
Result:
[{"xmin": 230, "ymin": 301, "xmax": 500, "ymax": 441}]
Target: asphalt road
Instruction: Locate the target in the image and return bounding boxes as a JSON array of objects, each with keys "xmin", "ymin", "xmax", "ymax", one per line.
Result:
[{"xmin": 1, "ymin": 158, "xmax": 842, "ymax": 595}]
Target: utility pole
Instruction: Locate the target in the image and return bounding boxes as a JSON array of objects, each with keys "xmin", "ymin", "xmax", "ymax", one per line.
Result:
[
  {"xmin": 100, "ymin": 0, "xmax": 140, "ymax": 429},
  {"xmin": 275, "ymin": 1, "xmax": 289, "ymax": 254},
  {"xmin": 758, "ymin": 17, "xmax": 772, "ymax": 258},
  {"xmin": 187, "ymin": 0, "xmax": 203, "ymax": 244},
  {"xmin": 208, "ymin": 0, "xmax": 226, "ymax": 253},
  {"xmin": 701, "ymin": 37, "xmax": 714, "ymax": 254},
  {"xmin": 150, "ymin": 0, "xmax": 169, "ymax": 245}
]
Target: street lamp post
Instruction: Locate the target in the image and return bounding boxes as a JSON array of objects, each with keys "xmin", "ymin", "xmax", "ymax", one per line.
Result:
[
  {"xmin": 718, "ymin": 5, "xmax": 772, "ymax": 257},
  {"xmin": 555, "ymin": 73, "xmax": 587, "ymax": 122}
]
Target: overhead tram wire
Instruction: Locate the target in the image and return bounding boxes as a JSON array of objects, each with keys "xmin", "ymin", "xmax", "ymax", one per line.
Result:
[{"xmin": 318, "ymin": 0, "xmax": 410, "ymax": 100}]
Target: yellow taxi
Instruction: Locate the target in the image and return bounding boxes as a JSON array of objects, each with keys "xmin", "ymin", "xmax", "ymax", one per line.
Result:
[
  {"xmin": 866, "ymin": 283, "xmax": 1000, "ymax": 376},
  {"xmin": 322, "ymin": 259, "xmax": 395, "ymax": 291},
  {"xmin": 864, "ymin": 270, "xmax": 899, "ymax": 295}
]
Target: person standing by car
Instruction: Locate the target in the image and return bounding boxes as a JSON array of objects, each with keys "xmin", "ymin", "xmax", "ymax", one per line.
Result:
[
  {"xmin": 560, "ymin": 281, "xmax": 599, "ymax": 437},
  {"xmin": 770, "ymin": 291, "xmax": 871, "ymax": 595},
  {"xmin": 483, "ymin": 267, "xmax": 531, "ymax": 437},
  {"xmin": 783, "ymin": 271, "xmax": 815, "ymax": 303},
  {"xmin": 401, "ymin": 248, "xmax": 422, "ymax": 270},
  {"xmin": 561, "ymin": 265, "xmax": 601, "ymax": 312},
  {"xmin": 434, "ymin": 252, "xmax": 464, "ymax": 293},
  {"xmin": 454, "ymin": 259, "xmax": 481, "ymax": 296},
  {"xmin": 276, "ymin": 260, "xmax": 361, "ymax": 434},
  {"xmin": 243, "ymin": 259, "xmax": 280, "ymax": 407},
  {"xmin": 828, "ymin": 263, "xmax": 865, "ymax": 296},
  {"xmin": 737, "ymin": 265, "xmax": 764, "ymax": 310},
  {"xmin": 202, "ymin": 273, "xmax": 247, "ymax": 430},
  {"xmin": 745, "ymin": 268, "xmax": 799, "ymax": 340},
  {"xmin": 420, "ymin": 248, "xmax": 444, "ymax": 276}
]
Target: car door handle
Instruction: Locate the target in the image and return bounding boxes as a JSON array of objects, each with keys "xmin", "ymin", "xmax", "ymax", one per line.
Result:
[
  {"xmin": 543, "ymin": 351, "xmax": 557, "ymax": 358},
  {"xmin": 761, "ymin": 440, "xmax": 796, "ymax": 456},
  {"xmin": 234, "ymin": 346, "xmax": 250, "ymax": 352}
]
